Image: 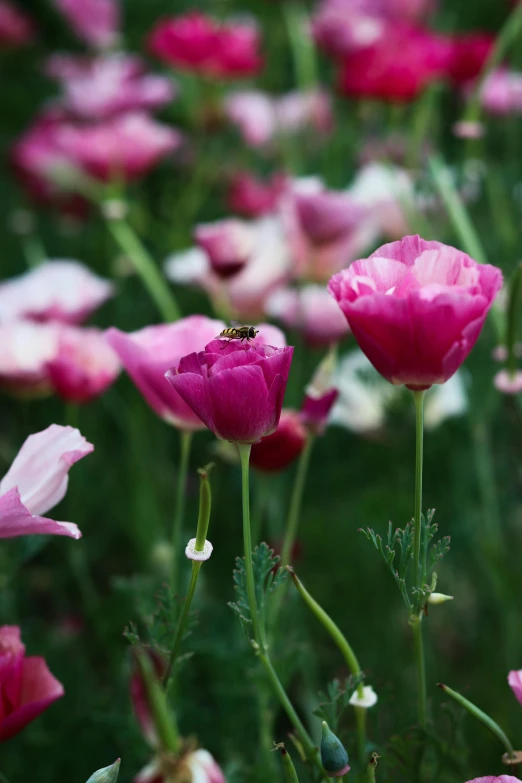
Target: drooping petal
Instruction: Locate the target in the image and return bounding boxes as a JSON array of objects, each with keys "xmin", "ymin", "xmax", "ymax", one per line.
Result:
[
  {"xmin": 0, "ymin": 656, "xmax": 64, "ymax": 742},
  {"xmin": 0, "ymin": 488, "xmax": 81, "ymax": 539}
]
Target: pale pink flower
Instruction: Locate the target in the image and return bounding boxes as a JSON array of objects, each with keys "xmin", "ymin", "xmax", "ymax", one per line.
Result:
[
  {"xmin": 479, "ymin": 68, "xmax": 522, "ymax": 115},
  {"xmin": 464, "ymin": 777, "xmax": 522, "ymax": 783},
  {"xmin": 46, "ymin": 326, "xmax": 120, "ymax": 403},
  {"xmin": 348, "ymin": 162, "xmax": 414, "ymax": 239},
  {"xmin": 0, "ymin": 321, "xmax": 59, "ymax": 394},
  {"xmin": 0, "ymin": 1, "xmax": 35, "ymax": 47},
  {"xmin": 267, "ymin": 285, "xmax": 350, "ymax": 346},
  {"xmin": 54, "ymin": 0, "xmax": 119, "ymax": 49},
  {"xmin": 494, "ymin": 369, "xmax": 522, "ymax": 395},
  {"xmin": 46, "ymin": 53, "xmax": 176, "ymax": 120},
  {"xmin": 0, "ymin": 260, "xmax": 114, "ymax": 324},
  {"xmin": 0, "ymin": 626, "xmax": 64, "ymax": 741},
  {"xmin": 134, "ymin": 750, "xmax": 226, "ymax": 783},
  {"xmin": 194, "ymin": 218, "xmax": 255, "ymax": 278},
  {"xmin": 508, "ymin": 670, "xmax": 522, "ymax": 706},
  {"xmin": 0, "ymin": 424, "xmax": 93, "ymax": 539}
]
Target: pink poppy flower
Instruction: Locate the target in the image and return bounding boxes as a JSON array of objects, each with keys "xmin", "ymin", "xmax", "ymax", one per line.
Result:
[
  {"xmin": 147, "ymin": 12, "xmax": 262, "ymax": 80},
  {"xmin": 0, "ymin": 424, "xmax": 93, "ymax": 539},
  {"xmin": 46, "ymin": 53, "xmax": 176, "ymax": 120},
  {"xmin": 46, "ymin": 326, "xmax": 120, "ymax": 403},
  {"xmin": 134, "ymin": 749, "xmax": 226, "ymax": 783},
  {"xmin": 267, "ymin": 285, "xmax": 350, "ymax": 346},
  {"xmin": 0, "ymin": 1, "xmax": 35, "ymax": 47},
  {"xmin": 12, "ymin": 111, "xmax": 182, "ymax": 194},
  {"xmin": 508, "ymin": 670, "xmax": 522, "ymax": 706},
  {"xmin": 464, "ymin": 778, "xmax": 522, "ymax": 783},
  {"xmin": 250, "ymin": 409, "xmax": 306, "ymax": 472},
  {"xmin": 0, "ymin": 626, "xmax": 64, "ymax": 741},
  {"xmin": 0, "ymin": 260, "xmax": 114, "ymax": 324},
  {"xmin": 54, "ymin": 0, "xmax": 119, "ymax": 49},
  {"xmin": 194, "ymin": 219, "xmax": 254, "ymax": 279},
  {"xmin": 106, "ymin": 316, "xmax": 226, "ymax": 430},
  {"xmin": 328, "ymin": 235, "xmax": 503, "ymax": 390},
  {"xmin": 445, "ymin": 32, "xmax": 493, "ymax": 86},
  {"xmin": 0, "ymin": 321, "xmax": 59, "ymax": 395},
  {"xmin": 479, "ymin": 68, "xmax": 522, "ymax": 115},
  {"xmin": 166, "ymin": 340, "xmax": 293, "ymax": 443},
  {"xmin": 227, "ymin": 171, "xmax": 285, "ymax": 217}
]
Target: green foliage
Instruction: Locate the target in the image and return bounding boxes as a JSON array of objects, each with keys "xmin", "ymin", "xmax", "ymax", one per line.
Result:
[
  {"xmin": 313, "ymin": 675, "xmax": 365, "ymax": 734},
  {"xmin": 229, "ymin": 543, "xmax": 287, "ymax": 639}
]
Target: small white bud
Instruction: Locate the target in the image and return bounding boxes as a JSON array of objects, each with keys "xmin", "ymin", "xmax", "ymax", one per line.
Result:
[
  {"xmin": 428, "ymin": 592, "xmax": 454, "ymax": 605},
  {"xmin": 349, "ymin": 685, "xmax": 378, "ymax": 709}
]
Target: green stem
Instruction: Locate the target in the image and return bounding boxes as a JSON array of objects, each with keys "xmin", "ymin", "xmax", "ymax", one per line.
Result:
[
  {"xmin": 412, "ymin": 390, "xmax": 425, "ymax": 601},
  {"xmin": 438, "ymin": 683, "xmax": 515, "ymax": 758},
  {"xmin": 281, "ymin": 436, "xmax": 315, "ymax": 568},
  {"xmin": 411, "ymin": 616, "xmax": 427, "ymax": 731},
  {"xmin": 136, "ymin": 651, "xmax": 179, "ymax": 754},
  {"xmin": 506, "ymin": 262, "xmax": 522, "ymax": 376},
  {"xmin": 164, "ymin": 561, "xmax": 201, "ymax": 689},
  {"xmin": 237, "ymin": 444, "xmax": 329, "ymax": 782},
  {"xmin": 283, "ymin": 2, "xmax": 317, "ymax": 91},
  {"xmin": 172, "ymin": 431, "xmax": 193, "ymax": 594},
  {"xmin": 289, "ymin": 568, "xmax": 367, "ymax": 765},
  {"xmin": 107, "ymin": 218, "xmax": 180, "ymax": 322}
]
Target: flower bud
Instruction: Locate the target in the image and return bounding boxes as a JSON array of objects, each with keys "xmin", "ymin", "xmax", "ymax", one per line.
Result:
[
  {"xmin": 321, "ymin": 721, "xmax": 350, "ymax": 777},
  {"xmin": 349, "ymin": 685, "xmax": 378, "ymax": 708},
  {"xmin": 427, "ymin": 592, "xmax": 454, "ymax": 605},
  {"xmin": 86, "ymin": 759, "xmax": 120, "ymax": 783}
]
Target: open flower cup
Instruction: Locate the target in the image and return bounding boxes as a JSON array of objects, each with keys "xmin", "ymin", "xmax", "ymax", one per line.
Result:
[{"xmin": 166, "ymin": 339, "xmax": 293, "ymax": 443}]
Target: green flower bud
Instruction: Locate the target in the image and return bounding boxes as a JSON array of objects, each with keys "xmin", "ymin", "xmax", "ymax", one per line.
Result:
[
  {"xmin": 427, "ymin": 592, "xmax": 454, "ymax": 605},
  {"xmin": 321, "ymin": 721, "xmax": 350, "ymax": 777},
  {"xmin": 85, "ymin": 759, "xmax": 121, "ymax": 783}
]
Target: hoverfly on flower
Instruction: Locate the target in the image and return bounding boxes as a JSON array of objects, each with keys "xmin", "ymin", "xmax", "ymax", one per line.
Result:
[{"xmin": 217, "ymin": 321, "xmax": 259, "ymax": 347}]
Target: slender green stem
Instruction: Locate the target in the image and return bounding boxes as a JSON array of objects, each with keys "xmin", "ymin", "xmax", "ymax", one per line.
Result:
[
  {"xmin": 289, "ymin": 568, "xmax": 367, "ymax": 764},
  {"xmin": 506, "ymin": 262, "xmax": 522, "ymax": 376},
  {"xmin": 411, "ymin": 616, "xmax": 427, "ymax": 731},
  {"xmin": 412, "ymin": 390, "xmax": 425, "ymax": 600},
  {"xmin": 136, "ymin": 651, "xmax": 179, "ymax": 753},
  {"xmin": 238, "ymin": 443, "xmax": 262, "ymax": 644},
  {"xmin": 172, "ymin": 431, "xmax": 193, "ymax": 593},
  {"xmin": 438, "ymin": 683, "xmax": 515, "ymax": 758},
  {"xmin": 107, "ymin": 218, "xmax": 180, "ymax": 322},
  {"xmin": 283, "ymin": 2, "xmax": 317, "ymax": 91},
  {"xmin": 237, "ymin": 444, "xmax": 329, "ymax": 782},
  {"xmin": 164, "ymin": 561, "xmax": 201, "ymax": 689},
  {"xmin": 281, "ymin": 436, "xmax": 315, "ymax": 568}
]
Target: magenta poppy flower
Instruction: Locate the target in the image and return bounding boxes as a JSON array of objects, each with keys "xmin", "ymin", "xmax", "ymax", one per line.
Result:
[
  {"xmin": 106, "ymin": 316, "xmax": 226, "ymax": 430},
  {"xmin": 0, "ymin": 1, "xmax": 35, "ymax": 47},
  {"xmin": 250, "ymin": 409, "xmax": 306, "ymax": 472},
  {"xmin": 328, "ymin": 235, "xmax": 503, "ymax": 390},
  {"xmin": 166, "ymin": 340, "xmax": 293, "ymax": 443},
  {"xmin": 227, "ymin": 171, "xmax": 285, "ymax": 218},
  {"xmin": 0, "ymin": 424, "xmax": 93, "ymax": 539},
  {"xmin": 0, "ymin": 626, "xmax": 64, "ymax": 742},
  {"xmin": 54, "ymin": 0, "xmax": 119, "ymax": 49},
  {"xmin": 46, "ymin": 326, "xmax": 120, "ymax": 404},
  {"xmin": 508, "ymin": 670, "xmax": 522, "ymax": 706}
]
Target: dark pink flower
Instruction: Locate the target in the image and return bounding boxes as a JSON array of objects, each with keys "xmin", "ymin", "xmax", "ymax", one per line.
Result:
[
  {"xmin": 0, "ymin": 626, "xmax": 64, "ymax": 741},
  {"xmin": 194, "ymin": 219, "xmax": 254, "ymax": 279},
  {"xmin": 106, "ymin": 316, "xmax": 226, "ymax": 430},
  {"xmin": 328, "ymin": 235, "xmax": 503, "ymax": 390},
  {"xmin": 46, "ymin": 53, "xmax": 176, "ymax": 120},
  {"xmin": 0, "ymin": 260, "xmax": 114, "ymax": 324},
  {"xmin": 227, "ymin": 171, "xmax": 285, "ymax": 217},
  {"xmin": 337, "ymin": 27, "xmax": 452, "ymax": 103},
  {"xmin": 508, "ymin": 670, "xmax": 522, "ymax": 706},
  {"xmin": 147, "ymin": 12, "xmax": 263, "ymax": 80},
  {"xmin": 250, "ymin": 409, "xmax": 306, "ymax": 472},
  {"xmin": 46, "ymin": 326, "xmax": 120, "ymax": 403},
  {"xmin": 0, "ymin": 1, "xmax": 35, "ymax": 47},
  {"xmin": 445, "ymin": 33, "xmax": 493, "ymax": 86},
  {"xmin": 54, "ymin": 0, "xmax": 119, "ymax": 49},
  {"xmin": 0, "ymin": 424, "xmax": 93, "ymax": 539},
  {"xmin": 267, "ymin": 285, "xmax": 350, "ymax": 346},
  {"xmin": 12, "ymin": 111, "xmax": 181, "ymax": 194},
  {"xmin": 166, "ymin": 340, "xmax": 293, "ymax": 443}
]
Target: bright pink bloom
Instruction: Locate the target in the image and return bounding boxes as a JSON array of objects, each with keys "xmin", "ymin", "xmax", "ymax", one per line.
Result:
[
  {"xmin": 508, "ymin": 670, "xmax": 522, "ymax": 705},
  {"xmin": 147, "ymin": 12, "xmax": 263, "ymax": 80},
  {"xmin": 267, "ymin": 285, "xmax": 350, "ymax": 346},
  {"xmin": 0, "ymin": 260, "xmax": 114, "ymax": 324},
  {"xmin": 479, "ymin": 68, "xmax": 522, "ymax": 115},
  {"xmin": 0, "ymin": 424, "xmax": 93, "ymax": 539},
  {"xmin": 282, "ymin": 182, "xmax": 375, "ymax": 281},
  {"xmin": 12, "ymin": 111, "xmax": 181, "ymax": 194},
  {"xmin": 0, "ymin": 321, "xmax": 59, "ymax": 394},
  {"xmin": 106, "ymin": 316, "xmax": 226, "ymax": 430},
  {"xmin": 194, "ymin": 219, "xmax": 254, "ymax": 279},
  {"xmin": 46, "ymin": 326, "xmax": 120, "ymax": 403},
  {"xmin": 46, "ymin": 53, "xmax": 176, "ymax": 120},
  {"xmin": 166, "ymin": 340, "xmax": 293, "ymax": 443},
  {"xmin": 0, "ymin": 626, "xmax": 64, "ymax": 741},
  {"xmin": 328, "ymin": 235, "xmax": 503, "ymax": 390},
  {"xmin": 337, "ymin": 28, "xmax": 451, "ymax": 103},
  {"xmin": 445, "ymin": 33, "xmax": 493, "ymax": 85},
  {"xmin": 54, "ymin": 0, "xmax": 119, "ymax": 49},
  {"xmin": 0, "ymin": 1, "xmax": 35, "ymax": 47},
  {"xmin": 227, "ymin": 171, "xmax": 285, "ymax": 217},
  {"xmin": 250, "ymin": 409, "xmax": 306, "ymax": 472}
]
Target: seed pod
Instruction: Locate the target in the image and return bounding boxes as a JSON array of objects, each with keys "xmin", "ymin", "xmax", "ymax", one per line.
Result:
[{"xmin": 321, "ymin": 722, "xmax": 350, "ymax": 777}]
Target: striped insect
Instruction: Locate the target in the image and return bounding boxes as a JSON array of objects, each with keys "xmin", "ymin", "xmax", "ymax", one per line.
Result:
[{"xmin": 217, "ymin": 321, "xmax": 259, "ymax": 347}]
